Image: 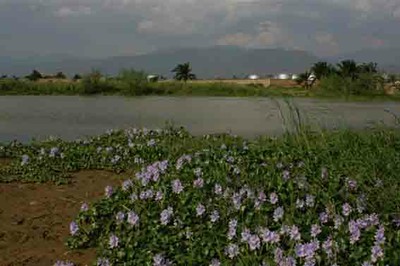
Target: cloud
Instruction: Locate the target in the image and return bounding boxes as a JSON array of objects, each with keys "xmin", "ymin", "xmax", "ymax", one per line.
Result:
[
  {"xmin": 54, "ymin": 6, "xmax": 92, "ymax": 17},
  {"xmin": 0, "ymin": 0, "xmax": 399, "ymax": 57}
]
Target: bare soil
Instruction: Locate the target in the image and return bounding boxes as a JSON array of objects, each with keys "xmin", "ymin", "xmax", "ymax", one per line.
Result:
[{"xmin": 0, "ymin": 170, "xmax": 124, "ymax": 266}]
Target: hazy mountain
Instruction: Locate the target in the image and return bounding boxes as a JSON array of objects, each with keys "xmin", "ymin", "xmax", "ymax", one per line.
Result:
[{"xmin": 1, "ymin": 46, "xmax": 399, "ymax": 78}]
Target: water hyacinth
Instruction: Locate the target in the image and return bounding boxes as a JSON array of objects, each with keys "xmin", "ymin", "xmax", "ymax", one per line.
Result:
[
  {"xmin": 69, "ymin": 221, "xmax": 79, "ymax": 236},
  {"xmin": 97, "ymin": 258, "xmax": 111, "ymax": 266},
  {"xmin": 210, "ymin": 210, "xmax": 220, "ymax": 223},
  {"xmin": 171, "ymin": 179, "xmax": 184, "ymax": 194},
  {"xmin": 104, "ymin": 186, "xmax": 113, "ymax": 198},
  {"xmin": 196, "ymin": 203, "xmax": 206, "ymax": 217},
  {"xmin": 115, "ymin": 211, "xmax": 125, "ymax": 224},
  {"xmin": 273, "ymin": 206, "xmax": 284, "ymax": 222},
  {"xmin": 109, "ymin": 234, "xmax": 119, "ymax": 249},
  {"xmin": 224, "ymin": 243, "xmax": 239, "ymax": 259},
  {"xmin": 127, "ymin": 211, "xmax": 139, "ymax": 226},
  {"xmin": 160, "ymin": 207, "xmax": 173, "ymax": 225},
  {"xmin": 54, "ymin": 135, "xmax": 400, "ymax": 265},
  {"xmin": 80, "ymin": 203, "xmax": 89, "ymax": 212},
  {"xmin": 193, "ymin": 177, "xmax": 204, "ymax": 188},
  {"xmin": 21, "ymin": 154, "xmax": 30, "ymax": 166}
]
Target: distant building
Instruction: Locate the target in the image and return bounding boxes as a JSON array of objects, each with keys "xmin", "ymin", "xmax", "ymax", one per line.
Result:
[
  {"xmin": 291, "ymin": 74, "xmax": 299, "ymax": 80},
  {"xmin": 248, "ymin": 74, "xmax": 260, "ymax": 80},
  {"xmin": 147, "ymin": 74, "xmax": 159, "ymax": 82},
  {"xmin": 277, "ymin": 73, "xmax": 290, "ymax": 80}
]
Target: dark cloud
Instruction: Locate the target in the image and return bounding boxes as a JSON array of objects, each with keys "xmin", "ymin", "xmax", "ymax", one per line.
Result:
[{"xmin": 0, "ymin": 0, "xmax": 399, "ymax": 57}]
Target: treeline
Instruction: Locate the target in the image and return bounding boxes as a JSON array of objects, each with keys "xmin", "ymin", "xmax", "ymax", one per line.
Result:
[{"xmin": 297, "ymin": 60, "xmax": 399, "ymax": 94}]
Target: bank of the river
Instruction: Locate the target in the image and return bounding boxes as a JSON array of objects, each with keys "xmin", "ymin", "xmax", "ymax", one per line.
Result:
[
  {"xmin": 1, "ymin": 127, "xmax": 400, "ymax": 265},
  {"xmin": 1, "ymin": 78, "xmax": 399, "ymax": 101}
]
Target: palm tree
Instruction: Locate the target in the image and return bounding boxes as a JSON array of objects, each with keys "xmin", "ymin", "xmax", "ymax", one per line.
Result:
[
  {"xmin": 357, "ymin": 62, "xmax": 378, "ymax": 74},
  {"xmin": 337, "ymin": 60, "xmax": 358, "ymax": 80},
  {"xmin": 296, "ymin": 72, "xmax": 313, "ymax": 89},
  {"xmin": 172, "ymin": 62, "xmax": 196, "ymax": 82},
  {"xmin": 311, "ymin": 62, "xmax": 336, "ymax": 80}
]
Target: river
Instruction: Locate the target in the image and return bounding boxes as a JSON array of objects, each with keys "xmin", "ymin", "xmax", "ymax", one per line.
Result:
[{"xmin": 0, "ymin": 96, "xmax": 399, "ymax": 142}]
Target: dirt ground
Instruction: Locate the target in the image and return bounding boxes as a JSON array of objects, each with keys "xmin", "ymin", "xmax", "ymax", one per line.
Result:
[{"xmin": 0, "ymin": 169, "xmax": 125, "ymax": 266}]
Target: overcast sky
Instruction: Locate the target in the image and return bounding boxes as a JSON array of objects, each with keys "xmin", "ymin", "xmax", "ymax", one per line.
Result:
[{"xmin": 1, "ymin": 0, "xmax": 400, "ymax": 58}]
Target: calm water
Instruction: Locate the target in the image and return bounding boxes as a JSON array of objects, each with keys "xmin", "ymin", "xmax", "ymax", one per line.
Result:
[{"xmin": 0, "ymin": 96, "xmax": 399, "ymax": 142}]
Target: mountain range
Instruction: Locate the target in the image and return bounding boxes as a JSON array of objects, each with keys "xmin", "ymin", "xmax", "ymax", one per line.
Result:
[{"xmin": 0, "ymin": 46, "xmax": 399, "ymax": 79}]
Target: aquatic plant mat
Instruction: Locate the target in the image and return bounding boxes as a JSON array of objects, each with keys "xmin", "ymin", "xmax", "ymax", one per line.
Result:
[{"xmin": 1, "ymin": 127, "xmax": 400, "ymax": 265}]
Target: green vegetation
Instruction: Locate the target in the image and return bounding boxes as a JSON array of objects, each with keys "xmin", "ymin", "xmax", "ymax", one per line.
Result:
[
  {"xmin": 172, "ymin": 62, "xmax": 197, "ymax": 82},
  {"xmin": 0, "ymin": 60, "xmax": 399, "ymax": 100},
  {"xmin": 1, "ymin": 124, "xmax": 400, "ymax": 265}
]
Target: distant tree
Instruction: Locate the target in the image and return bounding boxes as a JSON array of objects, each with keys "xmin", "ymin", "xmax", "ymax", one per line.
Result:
[
  {"xmin": 0, "ymin": 75, "xmax": 7, "ymax": 79},
  {"xmin": 26, "ymin": 69, "xmax": 43, "ymax": 81},
  {"xmin": 55, "ymin": 71, "xmax": 67, "ymax": 79},
  {"xmin": 311, "ymin": 62, "xmax": 336, "ymax": 80},
  {"xmin": 73, "ymin": 74, "xmax": 82, "ymax": 81},
  {"xmin": 337, "ymin": 60, "xmax": 359, "ymax": 80},
  {"xmin": 296, "ymin": 71, "xmax": 313, "ymax": 89},
  {"xmin": 172, "ymin": 62, "xmax": 196, "ymax": 82},
  {"xmin": 357, "ymin": 62, "xmax": 378, "ymax": 74}
]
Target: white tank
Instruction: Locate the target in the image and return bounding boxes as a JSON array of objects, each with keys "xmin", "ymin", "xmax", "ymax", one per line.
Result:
[
  {"xmin": 278, "ymin": 73, "xmax": 289, "ymax": 80},
  {"xmin": 248, "ymin": 74, "xmax": 259, "ymax": 80},
  {"xmin": 291, "ymin": 74, "xmax": 299, "ymax": 80}
]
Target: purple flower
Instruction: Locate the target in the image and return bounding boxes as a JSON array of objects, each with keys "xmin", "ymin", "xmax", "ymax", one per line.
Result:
[
  {"xmin": 127, "ymin": 211, "xmax": 139, "ymax": 226},
  {"xmin": 21, "ymin": 154, "xmax": 30, "ymax": 166},
  {"xmin": 160, "ymin": 207, "xmax": 173, "ymax": 225},
  {"xmin": 241, "ymin": 228, "xmax": 252, "ymax": 242},
  {"xmin": 371, "ymin": 245, "xmax": 384, "ymax": 263},
  {"xmin": 172, "ymin": 179, "xmax": 184, "ymax": 194},
  {"xmin": 248, "ymin": 234, "xmax": 261, "ymax": 251},
  {"xmin": 116, "ymin": 211, "xmax": 125, "ymax": 224},
  {"xmin": 282, "ymin": 170, "xmax": 290, "ymax": 181},
  {"xmin": 155, "ymin": 191, "xmax": 163, "ymax": 201},
  {"xmin": 319, "ymin": 212, "xmax": 329, "ymax": 224},
  {"xmin": 105, "ymin": 186, "xmax": 113, "ymax": 198},
  {"xmin": 49, "ymin": 147, "xmax": 59, "ymax": 157},
  {"xmin": 209, "ymin": 258, "xmax": 221, "ymax": 266},
  {"xmin": 258, "ymin": 191, "xmax": 267, "ymax": 202},
  {"xmin": 273, "ymin": 207, "xmax": 284, "ymax": 222},
  {"xmin": 346, "ymin": 178, "xmax": 357, "ymax": 190},
  {"xmin": 349, "ymin": 220, "xmax": 361, "ymax": 244},
  {"xmin": 193, "ymin": 178, "xmax": 204, "ymax": 188},
  {"xmin": 374, "ymin": 225, "xmax": 385, "ymax": 245},
  {"xmin": 80, "ymin": 203, "xmax": 89, "ymax": 212},
  {"xmin": 196, "ymin": 203, "xmax": 206, "ymax": 217},
  {"xmin": 232, "ymin": 193, "xmax": 242, "ymax": 210},
  {"xmin": 260, "ymin": 228, "xmax": 280, "ymax": 244},
  {"xmin": 311, "ymin": 224, "xmax": 321, "ymax": 238},
  {"xmin": 214, "ymin": 184, "xmax": 223, "ymax": 195},
  {"xmin": 227, "ymin": 219, "xmax": 238, "ymax": 240},
  {"xmin": 69, "ymin": 221, "xmax": 79, "ymax": 236},
  {"xmin": 224, "ymin": 243, "xmax": 239, "ymax": 259},
  {"xmin": 96, "ymin": 258, "xmax": 110, "ymax": 266},
  {"xmin": 305, "ymin": 195, "xmax": 315, "ymax": 207},
  {"xmin": 109, "ymin": 234, "xmax": 119, "ymax": 249},
  {"xmin": 122, "ymin": 179, "xmax": 133, "ymax": 191},
  {"xmin": 270, "ymin": 192, "xmax": 278, "ymax": 205},
  {"xmin": 342, "ymin": 203, "xmax": 352, "ymax": 217},
  {"xmin": 210, "ymin": 210, "xmax": 220, "ymax": 223},
  {"xmin": 322, "ymin": 237, "xmax": 334, "ymax": 258},
  {"xmin": 153, "ymin": 253, "xmax": 172, "ymax": 266},
  {"xmin": 140, "ymin": 189, "xmax": 154, "ymax": 200},
  {"xmin": 289, "ymin": 225, "xmax": 301, "ymax": 241}
]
